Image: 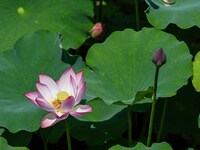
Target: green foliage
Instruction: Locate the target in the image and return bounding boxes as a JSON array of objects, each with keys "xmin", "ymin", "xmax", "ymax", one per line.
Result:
[
  {"xmin": 155, "ymin": 83, "xmax": 200, "ymax": 144},
  {"xmin": 0, "ymin": 0, "xmax": 93, "ymax": 51},
  {"xmin": 145, "ymin": 0, "xmax": 200, "ymax": 29},
  {"xmin": 199, "ymin": 114, "xmax": 200, "ymax": 128},
  {"xmin": 2, "ymin": 131, "xmax": 32, "ymax": 147},
  {"xmin": 192, "ymin": 51, "xmax": 200, "ymax": 91},
  {"xmin": 0, "ymin": 31, "xmax": 69, "ymax": 132},
  {"xmin": 77, "ymin": 98, "xmax": 126, "ymax": 122},
  {"xmin": 70, "ymin": 110, "xmax": 128, "ymax": 146},
  {"xmin": 0, "ymin": 0, "xmax": 199, "ymax": 149},
  {"xmin": 84, "ymin": 28, "xmax": 192, "ymax": 104},
  {"xmin": 109, "ymin": 142, "xmax": 173, "ymax": 150}
]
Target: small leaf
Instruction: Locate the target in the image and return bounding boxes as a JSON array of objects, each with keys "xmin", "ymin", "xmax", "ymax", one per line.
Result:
[
  {"xmin": 192, "ymin": 51, "xmax": 200, "ymax": 91},
  {"xmin": 109, "ymin": 142, "xmax": 173, "ymax": 150}
]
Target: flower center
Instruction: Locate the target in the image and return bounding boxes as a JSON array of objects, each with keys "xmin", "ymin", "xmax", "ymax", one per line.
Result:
[
  {"xmin": 57, "ymin": 91, "xmax": 69, "ymax": 102},
  {"xmin": 52, "ymin": 100, "xmax": 62, "ymax": 110},
  {"xmin": 51, "ymin": 91, "xmax": 69, "ymax": 112}
]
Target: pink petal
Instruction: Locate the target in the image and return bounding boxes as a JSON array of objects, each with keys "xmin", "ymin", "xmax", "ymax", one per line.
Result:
[
  {"xmin": 63, "ymin": 67, "xmax": 76, "ymax": 78},
  {"xmin": 75, "ymin": 82, "xmax": 86, "ymax": 105},
  {"xmin": 53, "ymin": 112, "xmax": 69, "ymax": 120},
  {"xmin": 69, "ymin": 75, "xmax": 77, "ymax": 98},
  {"xmin": 70, "ymin": 105, "xmax": 92, "ymax": 117},
  {"xmin": 54, "ymin": 111, "xmax": 63, "ymax": 118},
  {"xmin": 61, "ymin": 96, "xmax": 75, "ymax": 112},
  {"xmin": 57, "ymin": 68, "xmax": 76, "ymax": 94},
  {"xmin": 24, "ymin": 92, "xmax": 40, "ymax": 106},
  {"xmin": 39, "ymin": 74, "xmax": 59, "ymax": 98},
  {"xmin": 76, "ymin": 71, "xmax": 84, "ymax": 86},
  {"xmin": 41, "ymin": 113, "xmax": 60, "ymax": 128},
  {"xmin": 36, "ymin": 83, "xmax": 53, "ymax": 103},
  {"xmin": 35, "ymin": 98, "xmax": 54, "ymax": 111}
]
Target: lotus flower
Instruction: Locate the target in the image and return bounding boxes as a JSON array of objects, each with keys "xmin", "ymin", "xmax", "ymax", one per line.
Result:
[{"xmin": 25, "ymin": 68, "xmax": 92, "ymax": 128}]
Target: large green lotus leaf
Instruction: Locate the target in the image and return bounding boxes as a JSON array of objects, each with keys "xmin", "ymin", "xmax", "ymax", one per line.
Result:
[
  {"xmin": 0, "ymin": 137, "xmax": 29, "ymax": 150},
  {"xmin": 85, "ymin": 28, "xmax": 192, "ymax": 104},
  {"xmin": 192, "ymin": 51, "xmax": 200, "ymax": 91},
  {"xmin": 109, "ymin": 142, "xmax": 172, "ymax": 150},
  {"xmin": 145, "ymin": 0, "xmax": 200, "ymax": 29},
  {"xmin": 0, "ymin": 0, "xmax": 93, "ymax": 52},
  {"xmin": 0, "ymin": 30, "xmax": 69, "ymax": 132},
  {"xmin": 77, "ymin": 98, "xmax": 126, "ymax": 122}
]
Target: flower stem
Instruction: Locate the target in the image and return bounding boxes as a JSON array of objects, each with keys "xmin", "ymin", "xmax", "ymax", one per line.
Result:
[
  {"xmin": 135, "ymin": 0, "xmax": 140, "ymax": 31},
  {"xmin": 127, "ymin": 105, "xmax": 132, "ymax": 147},
  {"xmin": 43, "ymin": 141, "xmax": 48, "ymax": 150},
  {"xmin": 65, "ymin": 120, "xmax": 72, "ymax": 150},
  {"xmin": 40, "ymin": 130, "xmax": 48, "ymax": 150},
  {"xmin": 147, "ymin": 66, "xmax": 159, "ymax": 146},
  {"xmin": 156, "ymin": 99, "xmax": 168, "ymax": 142},
  {"xmin": 98, "ymin": 0, "xmax": 103, "ymax": 22}
]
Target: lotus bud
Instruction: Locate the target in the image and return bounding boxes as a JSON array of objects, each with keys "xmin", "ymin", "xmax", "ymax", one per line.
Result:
[
  {"xmin": 152, "ymin": 48, "xmax": 166, "ymax": 67},
  {"xmin": 89, "ymin": 22, "xmax": 104, "ymax": 39}
]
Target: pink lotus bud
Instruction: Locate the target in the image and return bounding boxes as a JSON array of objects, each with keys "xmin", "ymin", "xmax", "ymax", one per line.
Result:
[
  {"xmin": 152, "ymin": 48, "xmax": 166, "ymax": 67},
  {"xmin": 89, "ymin": 22, "xmax": 104, "ymax": 39}
]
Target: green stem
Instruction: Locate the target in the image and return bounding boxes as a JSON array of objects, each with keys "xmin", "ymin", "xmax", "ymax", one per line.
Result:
[
  {"xmin": 127, "ymin": 105, "xmax": 132, "ymax": 147},
  {"xmin": 140, "ymin": 113, "xmax": 150, "ymax": 138},
  {"xmin": 43, "ymin": 141, "xmax": 48, "ymax": 150},
  {"xmin": 40, "ymin": 130, "xmax": 48, "ymax": 150},
  {"xmin": 135, "ymin": 0, "xmax": 140, "ymax": 31},
  {"xmin": 193, "ymin": 135, "xmax": 200, "ymax": 148},
  {"xmin": 65, "ymin": 120, "xmax": 72, "ymax": 150},
  {"xmin": 147, "ymin": 66, "xmax": 159, "ymax": 146},
  {"xmin": 98, "ymin": 0, "xmax": 103, "ymax": 22},
  {"xmin": 156, "ymin": 99, "xmax": 168, "ymax": 142}
]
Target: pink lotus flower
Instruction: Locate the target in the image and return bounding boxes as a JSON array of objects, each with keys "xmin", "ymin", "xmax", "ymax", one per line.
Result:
[{"xmin": 25, "ymin": 68, "xmax": 92, "ymax": 128}]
